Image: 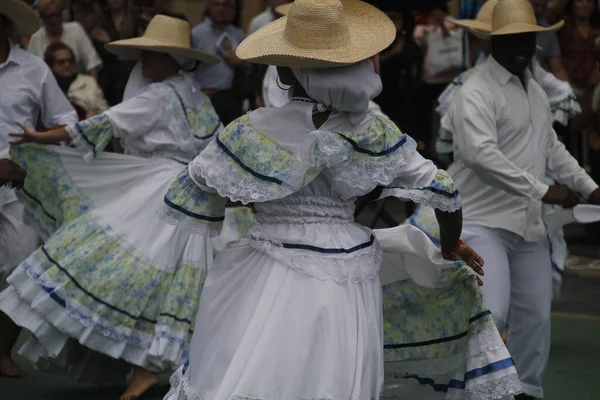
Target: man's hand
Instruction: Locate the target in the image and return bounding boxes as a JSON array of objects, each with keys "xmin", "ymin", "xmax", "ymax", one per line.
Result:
[
  {"xmin": 589, "ymin": 188, "xmax": 600, "ymax": 205},
  {"xmin": 542, "ymin": 184, "xmax": 580, "ymax": 208},
  {"xmin": 0, "ymin": 159, "xmax": 27, "ymax": 188}
]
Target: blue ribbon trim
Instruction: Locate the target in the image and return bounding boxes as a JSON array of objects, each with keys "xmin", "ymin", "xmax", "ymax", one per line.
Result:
[
  {"xmin": 216, "ymin": 134, "xmax": 283, "ymax": 185},
  {"xmin": 335, "ymin": 132, "xmax": 408, "ymax": 157},
  {"xmin": 76, "ymin": 123, "xmax": 97, "ymax": 158},
  {"xmin": 21, "ymin": 187, "xmax": 57, "ymax": 222},
  {"xmin": 39, "ymin": 246, "xmax": 193, "ymax": 326},
  {"xmin": 163, "ymin": 196, "xmax": 225, "ymax": 222},
  {"xmin": 402, "ymin": 358, "xmax": 516, "ymax": 393},
  {"xmin": 252, "ymin": 235, "xmax": 376, "ymax": 255},
  {"xmin": 384, "ymin": 309, "xmax": 491, "ymax": 349}
]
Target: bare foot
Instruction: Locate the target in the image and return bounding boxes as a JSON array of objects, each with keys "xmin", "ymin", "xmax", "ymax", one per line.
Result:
[
  {"xmin": 120, "ymin": 367, "xmax": 160, "ymax": 400},
  {"xmin": 0, "ymin": 355, "xmax": 27, "ymax": 378},
  {"xmin": 501, "ymin": 329, "xmax": 508, "ymax": 343}
]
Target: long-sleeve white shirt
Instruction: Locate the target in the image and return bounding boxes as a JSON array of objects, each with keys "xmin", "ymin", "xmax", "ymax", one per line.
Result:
[
  {"xmin": 448, "ymin": 56, "xmax": 598, "ymax": 242},
  {"xmin": 0, "ymin": 42, "xmax": 78, "ymax": 208}
]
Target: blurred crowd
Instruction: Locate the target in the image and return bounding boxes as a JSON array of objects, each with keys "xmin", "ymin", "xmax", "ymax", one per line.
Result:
[{"xmin": 11, "ymin": 0, "xmax": 600, "ymax": 185}]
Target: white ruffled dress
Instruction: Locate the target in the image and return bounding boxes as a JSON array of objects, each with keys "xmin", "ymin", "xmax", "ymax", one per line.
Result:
[
  {"xmin": 0, "ymin": 73, "xmax": 252, "ymax": 382},
  {"xmin": 160, "ymin": 100, "xmax": 521, "ymax": 400}
]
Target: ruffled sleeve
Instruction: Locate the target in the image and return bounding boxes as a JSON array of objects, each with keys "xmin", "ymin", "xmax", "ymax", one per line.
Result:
[
  {"xmin": 66, "ymin": 113, "xmax": 114, "ymax": 161},
  {"xmin": 379, "ymin": 169, "xmax": 461, "ymax": 212},
  {"xmin": 159, "ymin": 167, "xmax": 227, "ymax": 236},
  {"xmin": 166, "ymin": 114, "xmax": 460, "ymax": 217},
  {"xmin": 188, "ymin": 95, "xmax": 223, "ymax": 142}
]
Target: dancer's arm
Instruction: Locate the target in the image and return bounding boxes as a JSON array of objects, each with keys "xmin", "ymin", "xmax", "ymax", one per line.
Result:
[{"xmin": 9, "ymin": 124, "xmax": 70, "ymax": 145}]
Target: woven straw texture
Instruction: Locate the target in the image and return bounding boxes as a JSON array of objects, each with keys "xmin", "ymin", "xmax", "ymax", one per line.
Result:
[
  {"xmin": 236, "ymin": 0, "xmax": 396, "ymax": 68},
  {"xmin": 105, "ymin": 15, "xmax": 220, "ymax": 65}
]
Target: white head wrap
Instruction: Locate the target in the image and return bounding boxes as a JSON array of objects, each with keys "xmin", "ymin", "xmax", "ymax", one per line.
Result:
[
  {"xmin": 123, "ymin": 61, "xmax": 152, "ymax": 101},
  {"xmin": 291, "ymin": 59, "xmax": 383, "ymax": 124},
  {"xmin": 123, "ymin": 54, "xmax": 197, "ymax": 101}
]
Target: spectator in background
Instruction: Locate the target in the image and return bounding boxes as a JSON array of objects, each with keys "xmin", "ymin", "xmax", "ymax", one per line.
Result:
[
  {"xmin": 44, "ymin": 42, "xmax": 108, "ymax": 119},
  {"xmin": 247, "ymin": 0, "xmax": 291, "ymax": 34},
  {"xmin": 192, "ymin": 0, "xmax": 249, "ymax": 125},
  {"xmin": 65, "ymin": 0, "xmax": 105, "ymax": 33},
  {"xmin": 530, "ymin": 0, "xmax": 570, "ymax": 80},
  {"xmin": 136, "ymin": 0, "xmax": 187, "ymax": 34},
  {"xmin": 558, "ymin": 0, "xmax": 600, "ymax": 93},
  {"xmin": 28, "ymin": 0, "xmax": 102, "ymax": 79},
  {"xmin": 88, "ymin": 0, "xmax": 139, "ymax": 105}
]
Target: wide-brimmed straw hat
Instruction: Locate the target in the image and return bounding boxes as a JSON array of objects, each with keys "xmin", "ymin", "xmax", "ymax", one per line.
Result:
[
  {"xmin": 105, "ymin": 15, "xmax": 220, "ymax": 65},
  {"xmin": 490, "ymin": 0, "xmax": 563, "ymax": 35},
  {"xmin": 453, "ymin": 0, "xmax": 563, "ymax": 36},
  {"xmin": 236, "ymin": 0, "xmax": 396, "ymax": 68},
  {"xmin": 275, "ymin": 2, "xmax": 292, "ymax": 15},
  {"xmin": 0, "ymin": 0, "xmax": 41, "ymax": 37},
  {"xmin": 448, "ymin": 0, "xmax": 498, "ymax": 38}
]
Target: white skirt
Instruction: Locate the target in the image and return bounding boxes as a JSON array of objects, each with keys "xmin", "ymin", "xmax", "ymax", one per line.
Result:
[
  {"xmin": 166, "ymin": 224, "xmax": 521, "ymax": 400},
  {"xmin": 0, "ymin": 144, "xmax": 216, "ymax": 382},
  {"xmin": 166, "ymin": 239, "xmax": 384, "ymax": 400}
]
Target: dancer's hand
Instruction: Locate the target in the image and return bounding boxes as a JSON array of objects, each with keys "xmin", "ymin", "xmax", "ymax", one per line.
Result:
[
  {"xmin": 542, "ymin": 184, "xmax": 580, "ymax": 208},
  {"xmin": 9, "ymin": 123, "xmax": 48, "ymax": 145},
  {"xmin": 0, "ymin": 159, "xmax": 27, "ymax": 189},
  {"xmin": 443, "ymin": 241, "xmax": 485, "ymax": 286},
  {"xmin": 9, "ymin": 123, "xmax": 70, "ymax": 145}
]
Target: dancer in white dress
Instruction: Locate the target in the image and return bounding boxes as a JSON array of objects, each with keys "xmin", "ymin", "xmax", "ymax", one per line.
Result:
[
  {"xmin": 160, "ymin": 1, "xmax": 521, "ymax": 399},
  {"xmin": 0, "ymin": 15, "xmax": 225, "ymax": 400}
]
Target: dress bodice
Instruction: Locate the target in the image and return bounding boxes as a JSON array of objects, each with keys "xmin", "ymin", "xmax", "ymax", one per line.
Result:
[{"xmin": 254, "ymin": 176, "xmax": 355, "ymax": 225}]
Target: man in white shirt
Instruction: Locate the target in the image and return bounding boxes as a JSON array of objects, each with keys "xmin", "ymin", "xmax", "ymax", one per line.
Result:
[
  {"xmin": 247, "ymin": 0, "xmax": 291, "ymax": 35},
  {"xmin": 447, "ymin": 1, "xmax": 600, "ymax": 398},
  {"xmin": 28, "ymin": 0, "xmax": 102, "ymax": 79},
  {"xmin": 0, "ymin": 0, "xmax": 78, "ymax": 377}
]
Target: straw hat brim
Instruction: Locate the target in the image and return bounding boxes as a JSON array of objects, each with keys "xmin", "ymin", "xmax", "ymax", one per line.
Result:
[
  {"xmin": 491, "ymin": 20, "xmax": 564, "ymax": 35},
  {"xmin": 236, "ymin": 1, "xmax": 396, "ymax": 68},
  {"xmin": 1, "ymin": 0, "xmax": 40, "ymax": 37},
  {"xmin": 447, "ymin": 18, "xmax": 491, "ymax": 33},
  {"xmin": 275, "ymin": 2, "xmax": 292, "ymax": 15},
  {"xmin": 105, "ymin": 37, "xmax": 221, "ymax": 65}
]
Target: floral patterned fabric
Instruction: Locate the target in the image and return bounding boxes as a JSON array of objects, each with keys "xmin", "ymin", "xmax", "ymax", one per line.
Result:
[
  {"xmin": 69, "ymin": 113, "xmax": 113, "ymax": 161},
  {"xmin": 11, "ymin": 144, "xmax": 93, "ymax": 239},
  {"xmin": 165, "ymin": 113, "xmax": 457, "ymax": 229},
  {"xmin": 161, "ymin": 168, "xmax": 228, "ymax": 236},
  {"xmin": 3, "ymin": 144, "xmax": 214, "ymax": 375},
  {"xmin": 187, "ymin": 96, "xmax": 222, "ymax": 141},
  {"xmin": 380, "ymin": 169, "xmax": 461, "ymax": 213}
]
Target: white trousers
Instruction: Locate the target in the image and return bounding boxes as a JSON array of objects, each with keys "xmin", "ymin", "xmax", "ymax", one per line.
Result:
[
  {"xmin": 462, "ymin": 224, "xmax": 552, "ymax": 398},
  {"xmin": 0, "ymin": 200, "xmax": 39, "ymax": 291}
]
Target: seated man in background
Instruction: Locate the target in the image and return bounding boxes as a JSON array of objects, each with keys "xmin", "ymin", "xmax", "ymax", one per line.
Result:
[
  {"xmin": 44, "ymin": 42, "xmax": 109, "ymax": 120},
  {"xmin": 28, "ymin": 0, "xmax": 102, "ymax": 79}
]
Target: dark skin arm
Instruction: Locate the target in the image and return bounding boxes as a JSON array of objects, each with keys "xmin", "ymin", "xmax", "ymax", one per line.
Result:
[
  {"xmin": 436, "ymin": 208, "xmax": 484, "ymax": 285},
  {"xmin": 0, "ymin": 159, "xmax": 27, "ymax": 188}
]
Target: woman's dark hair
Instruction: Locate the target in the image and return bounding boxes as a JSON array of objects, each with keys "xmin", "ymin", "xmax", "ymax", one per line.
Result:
[{"xmin": 44, "ymin": 42, "xmax": 76, "ymax": 66}]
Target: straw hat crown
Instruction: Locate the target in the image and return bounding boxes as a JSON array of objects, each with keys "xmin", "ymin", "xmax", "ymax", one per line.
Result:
[
  {"xmin": 105, "ymin": 15, "xmax": 220, "ymax": 65},
  {"xmin": 237, "ymin": 0, "xmax": 396, "ymax": 68},
  {"xmin": 0, "ymin": 0, "xmax": 40, "ymax": 37},
  {"xmin": 490, "ymin": 0, "xmax": 563, "ymax": 36}
]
